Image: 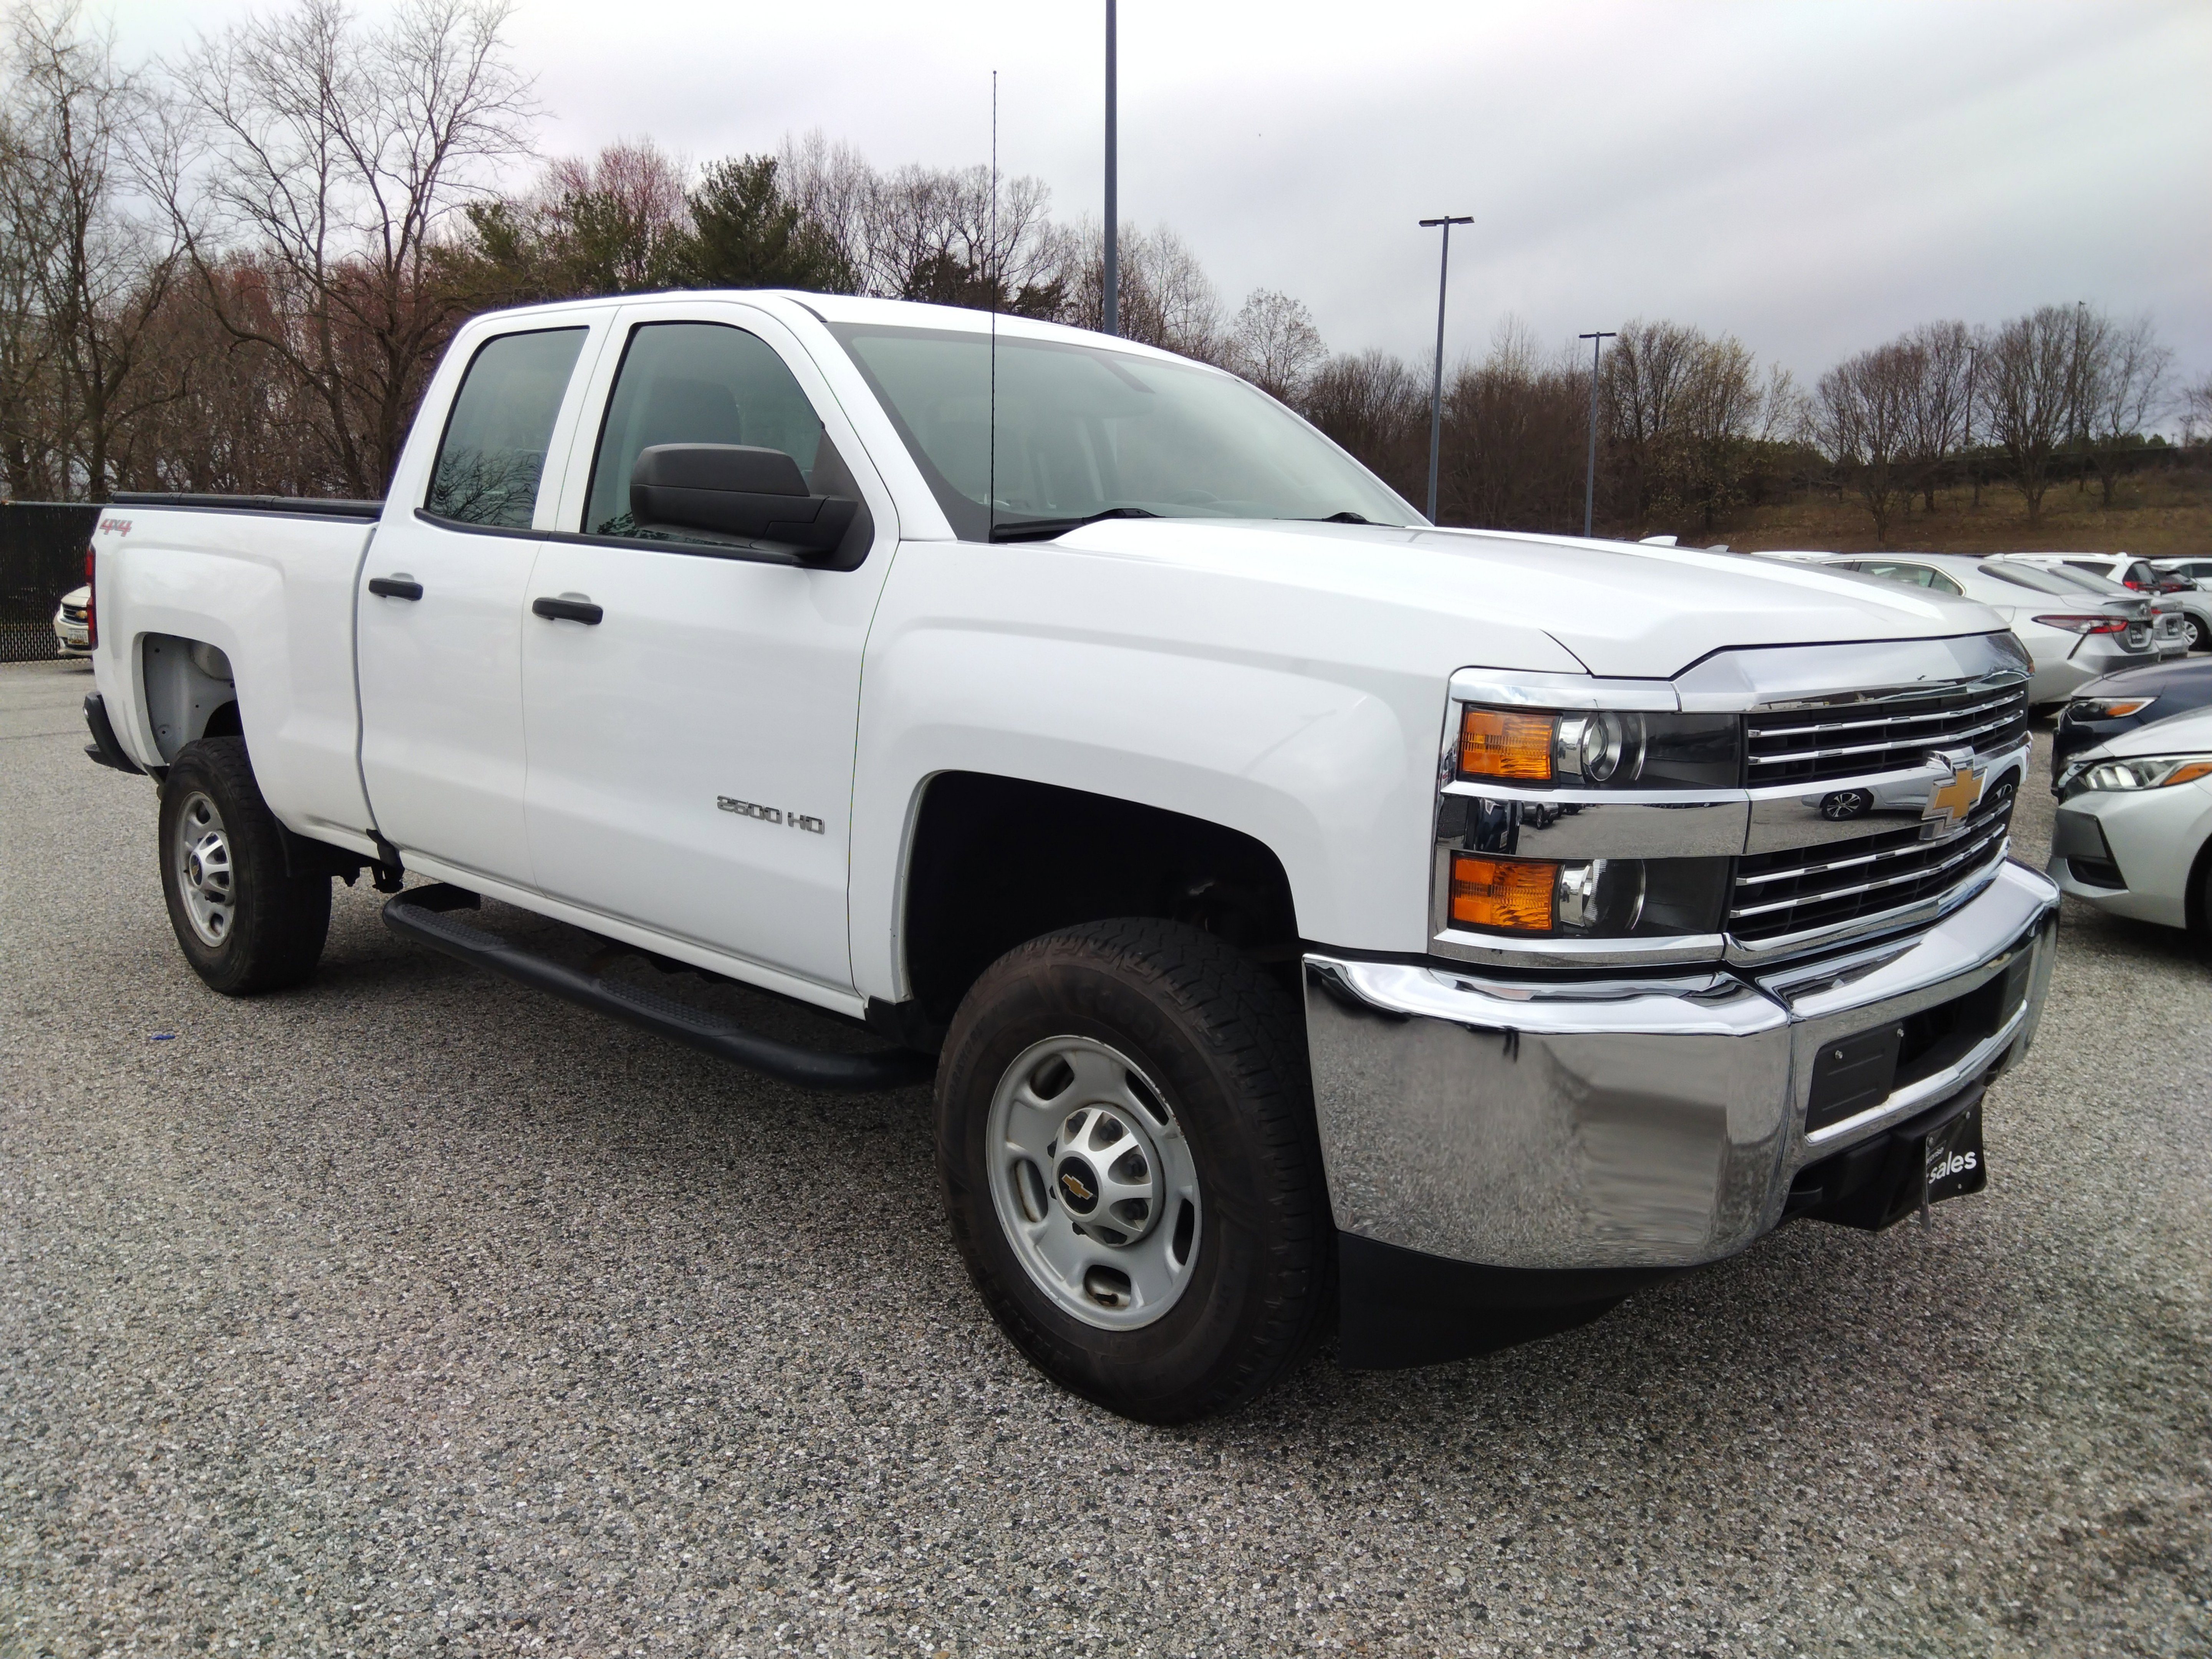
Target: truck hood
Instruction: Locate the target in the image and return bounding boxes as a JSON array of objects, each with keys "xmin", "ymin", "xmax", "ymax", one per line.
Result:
[{"xmin": 1057, "ymin": 518, "xmax": 2007, "ymax": 680}]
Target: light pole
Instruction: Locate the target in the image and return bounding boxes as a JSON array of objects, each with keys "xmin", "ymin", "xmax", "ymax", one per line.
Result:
[
  {"xmin": 1102, "ymin": 1, "xmax": 1118, "ymax": 336},
  {"xmin": 1419, "ymin": 214, "xmax": 1472, "ymax": 524},
  {"xmin": 1578, "ymin": 329, "xmax": 1616, "ymax": 538}
]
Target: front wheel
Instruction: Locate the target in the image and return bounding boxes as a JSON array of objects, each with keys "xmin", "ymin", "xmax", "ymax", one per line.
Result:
[
  {"xmin": 159, "ymin": 737, "xmax": 331, "ymax": 994},
  {"xmin": 936, "ymin": 919, "xmax": 1331, "ymax": 1422},
  {"xmin": 2186, "ymin": 615, "xmax": 2207, "ymax": 654}
]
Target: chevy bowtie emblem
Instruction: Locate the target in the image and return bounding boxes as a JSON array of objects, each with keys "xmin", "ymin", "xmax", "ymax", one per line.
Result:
[
  {"xmin": 1923, "ymin": 762, "xmax": 1986, "ymax": 830},
  {"xmin": 1060, "ymin": 1172, "xmax": 1094, "ymax": 1202}
]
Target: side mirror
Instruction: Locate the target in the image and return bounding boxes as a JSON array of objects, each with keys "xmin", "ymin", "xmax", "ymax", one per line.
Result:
[{"xmin": 629, "ymin": 444, "xmax": 859, "ymax": 555}]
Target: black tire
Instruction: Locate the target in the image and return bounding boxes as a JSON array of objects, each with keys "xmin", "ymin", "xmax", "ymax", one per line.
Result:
[
  {"xmin": 936, "ymin": 918, "xmax": 1331, "ymax": 1422},
  {"xmin": 158, "ymin": 736, "xmax": 331, "ymax": 995},
  {"xmin": 2186, "ymin": 615, "xmax": 2207, "ymax": 654}
]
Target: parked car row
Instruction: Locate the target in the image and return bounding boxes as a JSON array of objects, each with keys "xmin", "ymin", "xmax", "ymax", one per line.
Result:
[{"xmin": 1760, "ymin": 550, "xmax": 2187, "ymax": 708}]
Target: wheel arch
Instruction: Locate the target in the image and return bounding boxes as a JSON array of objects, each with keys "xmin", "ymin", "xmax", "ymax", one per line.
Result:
[{"xmin": 896, "ymin": 771, "xmax": 1303, "ymax": 1030}]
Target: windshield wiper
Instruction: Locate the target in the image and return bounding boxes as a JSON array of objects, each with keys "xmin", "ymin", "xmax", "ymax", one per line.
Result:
[
  {"xmin": 989, "ymin": 506, "xmax": 1159, "ymax": 543},
  {"xmin": 1302, "ymin": 510, "xmax": 1372, "ymax": 524}
]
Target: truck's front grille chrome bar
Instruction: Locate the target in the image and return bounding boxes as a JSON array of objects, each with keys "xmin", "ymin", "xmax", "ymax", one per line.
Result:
[
  {"xmin": 1727, "ymin": 783, "xmax": 2017, "ymax": 940},
  {"xmin": 1745, "ymin": 682, "xmax": 2029, "ymax": 786}
]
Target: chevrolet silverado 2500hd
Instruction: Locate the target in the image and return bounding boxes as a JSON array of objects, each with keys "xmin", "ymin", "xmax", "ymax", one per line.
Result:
[{"xmin": 82, "ymin": 291, "xmax": 2060, "ymax": 1421}]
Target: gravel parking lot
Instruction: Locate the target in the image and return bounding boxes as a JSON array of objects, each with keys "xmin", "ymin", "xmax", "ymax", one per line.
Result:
[{"xmin": 3, "ymin": 655, "xmax": 2207, "ymax": 1657}]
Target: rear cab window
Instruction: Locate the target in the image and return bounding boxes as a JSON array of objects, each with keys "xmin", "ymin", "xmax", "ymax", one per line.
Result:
[{"xmin": 426, "ymin": 328, "xmax": 589, "ymax": 527}]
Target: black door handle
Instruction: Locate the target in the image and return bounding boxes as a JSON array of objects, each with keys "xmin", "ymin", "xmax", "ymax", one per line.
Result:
[
  {"xmin": 368, "ymin": 576, "xmax": 423, "ymax": 601},
  {"xmin": 532, "ymin": 596, "xmax": 603, "ymax": 625}
]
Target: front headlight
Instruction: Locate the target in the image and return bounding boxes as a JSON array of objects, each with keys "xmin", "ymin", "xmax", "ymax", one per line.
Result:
[
  {"xmin": 1447, "ymin": 852, "xmax": 1730, "ymax": 938},
  {"xmin": 2064, "ymin": 695, "xmax": 2157, "ymax": 722},
  {"xmin": 2058, "ymin": 754, "xmax": 2212, "ymax": 799},
  {"xmin": 1455, "ymin": 705, "xmax": 1740, "ymax": 788}
]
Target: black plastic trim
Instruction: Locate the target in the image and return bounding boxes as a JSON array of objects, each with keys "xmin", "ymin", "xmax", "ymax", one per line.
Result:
[
  {"xmin": 81, "ymin": 693, "xmax": 142, "ymax": 774},
  {"xmin": 382, "ymin": 886, "xmax": 936, "ymax": 1093},
  {"xmin": 411, "ymin": 508, "xmax": 546, "ymax": 542},
  {"xmin": 108, "ymin": 492, "xmax": 383, "ymax": 520},
  {"xmin": 1336, "ymin": 1233, "xmax": 1677, "ymax": 1369}
]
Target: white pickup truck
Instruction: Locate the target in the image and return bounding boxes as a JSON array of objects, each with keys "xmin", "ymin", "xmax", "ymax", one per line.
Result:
[{"xmin": 82, "ymin": 291, "xmax": 2060, "ymax": 1421}]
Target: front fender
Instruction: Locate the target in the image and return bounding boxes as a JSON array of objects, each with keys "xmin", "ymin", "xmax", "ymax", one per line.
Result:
[{"xmin": 846, "ymin": 538, "xmax": 1583, "ymax": 1002}]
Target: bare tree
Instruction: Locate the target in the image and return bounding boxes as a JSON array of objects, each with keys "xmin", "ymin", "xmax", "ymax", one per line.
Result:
[
  {"xmin": 0, "ymin": 99, "xmax": 66, "ymax": 496},
  {"xmin": 1439, "ymin": 321, "xmax": 1585, "ymax": 531},
  {"xmin": 162, "ymin": 0, "xmax": 536, "ymax": 495},
  {"xmin": 1060, "ymin": 221, "xmax": 1222, "ymax": 358},
  {"xmin": 1980, "ymin": 305, "xmax": 2081, "ymax": 523},
  {"xmin": 4, "ymin": 0, "xmax": 184, "ymax": 497},
  {"xmin": 2082, "ymin": 313, "xmax": 2172, "ymax": 507},
  {"xmin": 2184, "ymin": 372, "xmax": 2212, "ymax": 446},
  {"xmin": 1818, "ymin": 341, "xmax": 1920, "ymax": 542},
  {"xmin": 1600, "ymin": 319, "xmax": 1704, "ymax": 533},
  {"xmin": 1222, "ymin": 288, "xmax": 1324, "ymax": 402},
  {"xmin": 1901, "ymin": 320, "xmax": 1974, "ymax": 512},
  {"xmin": 777, "ymin": 129, "xmax": 874, "ymax": 277},
  {"xmin": 1300, "ymin": 348, "xmax": 1424, "ymax": 502},
  {"xmin": 1599, "ymin": 320, "xmax": 1777, "ymax": 536}
]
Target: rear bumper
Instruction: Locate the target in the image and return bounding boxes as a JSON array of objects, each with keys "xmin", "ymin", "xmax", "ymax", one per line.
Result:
[{"xmin": 1303, "ymin": 858, "xmax": 2059, "ymax": 1282}]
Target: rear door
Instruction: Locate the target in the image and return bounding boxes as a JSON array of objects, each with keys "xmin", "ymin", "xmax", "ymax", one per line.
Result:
[
  {"xmin": 357, "ymin": 318, "xmax": 604, "ymax": 887},
  {"xmin": 518, "ymin": 299, "xmax": 899, "ymax": 994}
]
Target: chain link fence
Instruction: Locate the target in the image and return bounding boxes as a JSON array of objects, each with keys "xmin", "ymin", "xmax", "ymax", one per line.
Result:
[{"xmin": 1, "ymin": 503, "xmax": 101, "ymax": 664}]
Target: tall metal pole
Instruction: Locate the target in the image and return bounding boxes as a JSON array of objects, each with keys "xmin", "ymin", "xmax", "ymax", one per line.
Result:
[
  {"xmin": 1102, "ymin": 1, "xmax": 1118, "ymax": 336},
  {"xmin": 1578, "ymin": 330, "xmax": 1615, "ymax": 538},
  {"xmin": 1419, "ymin": 214, "xmax": 1471, "ymax": 524}
]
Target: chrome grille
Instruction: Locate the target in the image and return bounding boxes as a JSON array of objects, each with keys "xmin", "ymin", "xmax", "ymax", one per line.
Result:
[
  {"xmin": 1743, "ymin": 681, "xmax": 2029, "ymax": 786},
  {"xmin": 1729, "ymin": 780, "xmax": 2016, "ymax": 942}
]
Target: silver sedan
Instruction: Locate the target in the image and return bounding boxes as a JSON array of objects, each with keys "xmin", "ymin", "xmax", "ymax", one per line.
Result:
[
  {"xmin": 1759, "ymin": 552, "xmax": 2167, "ymax": 708},
  {"xmin": 2050, "ymin": 702, "xmax": 2212, "ymax": 939}
]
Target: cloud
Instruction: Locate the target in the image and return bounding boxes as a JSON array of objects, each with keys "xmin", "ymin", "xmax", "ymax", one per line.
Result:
[{"xmin": 105, "ymin": 0, "xmax": 2212, "ymax": 381}]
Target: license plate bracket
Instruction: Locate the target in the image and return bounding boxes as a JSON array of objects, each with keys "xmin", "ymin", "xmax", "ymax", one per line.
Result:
[{"xmin": 1791, "ymin": 1088, "xmax": 1988, "ymax": 1231}]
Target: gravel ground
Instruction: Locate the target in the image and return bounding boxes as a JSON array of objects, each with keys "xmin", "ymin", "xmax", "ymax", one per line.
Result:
[{"xmin": 2, "ymin": 654, "xmax": 2206, "ymax": 1657}]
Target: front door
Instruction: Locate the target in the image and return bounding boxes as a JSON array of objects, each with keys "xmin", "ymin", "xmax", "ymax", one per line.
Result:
[
  {"xmin": 358, "ymin": 323, "xmax": 597, "ymax": 888},
  {"xmin": 520, "ymin": 302, "xmax": 897, "ymax": 995}
]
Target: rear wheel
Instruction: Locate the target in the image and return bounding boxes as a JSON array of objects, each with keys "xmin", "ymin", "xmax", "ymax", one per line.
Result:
[
  {"xmin": 936, "ymin": 918, "xmax": 1331, "ymax": 1422},
  {"xmin": 159, "ymin": 737, "xmax": 331, "ymax": 994}
]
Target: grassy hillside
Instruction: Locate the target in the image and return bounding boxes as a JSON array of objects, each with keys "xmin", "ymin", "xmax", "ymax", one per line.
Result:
[{"xmin": 1718, "ymin": 469, "xmax": 2212, "ymax": 559}]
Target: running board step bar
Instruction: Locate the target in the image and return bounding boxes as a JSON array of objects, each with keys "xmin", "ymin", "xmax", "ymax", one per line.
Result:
[{"xmin": 382, "ymin": 884, "xmax": 934, "ymax": 1093}]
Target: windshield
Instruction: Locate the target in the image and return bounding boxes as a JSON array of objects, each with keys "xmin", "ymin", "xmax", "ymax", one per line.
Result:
[
  {"xmin": 826, "ymin": 322, "xmax": 1418, "ymax": 541},
  {"xmin": 1979, "ymin": 561, "xmax": 2125, "ymax": 599}
]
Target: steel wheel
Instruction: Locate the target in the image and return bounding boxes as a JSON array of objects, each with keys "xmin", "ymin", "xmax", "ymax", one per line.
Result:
[
  {"xmin": 172, "ymin": 790, "xmax": 235, "ymax": 947},
  {"xmin": 985, "ymin": 1035, "xmax": 1201, "ymax": 1330}
]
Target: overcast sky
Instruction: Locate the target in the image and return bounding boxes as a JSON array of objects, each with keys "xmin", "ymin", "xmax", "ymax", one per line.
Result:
[{"xmin": 101, "ymin": 0, "xmax": 2212, "ymax": 393}]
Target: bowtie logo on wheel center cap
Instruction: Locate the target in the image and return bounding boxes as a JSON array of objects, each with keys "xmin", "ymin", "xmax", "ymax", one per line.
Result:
[{"xmin": 1055, "ymin": 1157, "xmax": 1101, "ymax": 1214}]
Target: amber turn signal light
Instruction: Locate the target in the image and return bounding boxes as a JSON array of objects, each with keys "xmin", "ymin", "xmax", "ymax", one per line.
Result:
[
  {"xmin": 1459, "ymin": 707, "xmax": 1554, "ymax": 781},
  {"xmin": 1449, "ymin": 855, "xmax": 1555, "ymax": 932}
]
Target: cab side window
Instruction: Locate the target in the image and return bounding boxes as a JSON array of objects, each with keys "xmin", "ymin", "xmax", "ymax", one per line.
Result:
[
  {"xmin": 426, "ymin": 328, "xmax": 588, "ymax": 528},
  {"xmin": 583, "ymin": 322, "xmax": 837, "ymax": 543}
]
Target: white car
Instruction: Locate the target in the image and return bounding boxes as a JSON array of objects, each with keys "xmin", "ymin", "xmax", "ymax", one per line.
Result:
[
  {"xmin": 1757, "ymin": 551, "xmax": 2168, "ymax": 707},
  {"xmin": 53, "ymin": 584, "xmax": 91, "ymax": 656},
  {"xmin": 1995, "ymin": 553, "xmax": 2210, "ymax": 655},
  {"xmin": 2050, "ymin": 703, "xmax": 2212, "ymax": 940}
]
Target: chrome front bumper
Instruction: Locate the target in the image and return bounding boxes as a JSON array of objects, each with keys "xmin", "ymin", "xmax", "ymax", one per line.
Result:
[{"xmin": 1303, "ymin": 859, "xmax": 2060, "ymax": 1272}]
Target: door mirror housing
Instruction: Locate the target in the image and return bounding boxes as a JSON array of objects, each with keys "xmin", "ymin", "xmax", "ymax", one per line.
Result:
[{"xmin": 629, "ymin": 444, "xmax": 859, "ymax": 558}]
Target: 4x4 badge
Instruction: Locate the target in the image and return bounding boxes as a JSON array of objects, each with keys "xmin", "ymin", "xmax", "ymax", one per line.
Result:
[{"xmin": 1922, "ymin": 762, "xmax": 1985, "ymax": 830}]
